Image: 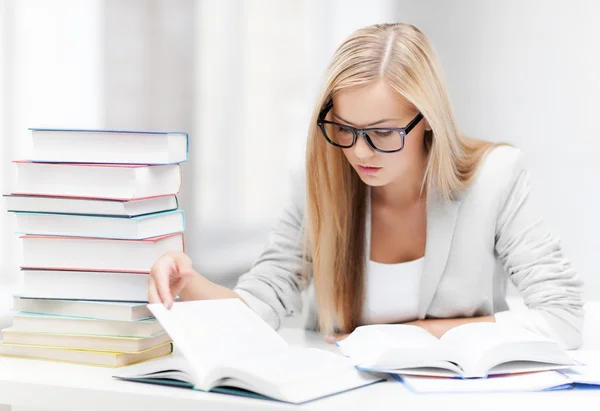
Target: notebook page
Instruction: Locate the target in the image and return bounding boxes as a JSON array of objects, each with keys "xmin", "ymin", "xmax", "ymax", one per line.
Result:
[{"xmin": 148, "ymin": 299, "xmax": 288, "ymax": 387}]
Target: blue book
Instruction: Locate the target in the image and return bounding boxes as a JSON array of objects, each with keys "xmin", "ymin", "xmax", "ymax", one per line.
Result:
[
  {"xmin": 13, "ymin": 296, "xmax": 152, "ymax": 321},
  {"xmin": 12, "ymin": 209, "xmax": 185, "ymax": 240},
  {"xmin": 28, "ymin": 128, "xmax": 188, "ymax": 165}
]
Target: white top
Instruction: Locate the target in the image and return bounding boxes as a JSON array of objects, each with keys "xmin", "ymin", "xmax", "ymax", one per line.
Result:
[{"xmin": 361, "ymin": 257, "xmax": 425, "ymax": 325}]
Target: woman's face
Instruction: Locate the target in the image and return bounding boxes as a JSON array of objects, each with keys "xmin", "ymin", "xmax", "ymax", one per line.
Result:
[{"xmin": 332, "ymin": 80, "xmax": 429, "ymax": 188}]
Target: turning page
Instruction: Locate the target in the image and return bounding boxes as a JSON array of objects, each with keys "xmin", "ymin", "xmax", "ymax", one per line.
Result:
[{"xmin": 147, "ymin": 299, "xmax": 289, "ymax": 388}]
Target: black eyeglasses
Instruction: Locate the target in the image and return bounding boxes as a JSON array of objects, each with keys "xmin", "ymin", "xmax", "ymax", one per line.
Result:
[{"xmin": 316, "ymin": 100, "xmax": 424, "ymax": 153}]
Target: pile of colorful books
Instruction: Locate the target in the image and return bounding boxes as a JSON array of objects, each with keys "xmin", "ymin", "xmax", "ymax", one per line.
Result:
[{"xmin": 0, "ymin": 128, "xmax": 188, "ymax": 367}]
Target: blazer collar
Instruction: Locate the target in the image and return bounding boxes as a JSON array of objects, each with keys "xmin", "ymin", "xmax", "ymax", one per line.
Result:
[{"xmin": 365, "ymin": 187, "xmax": 461, "ymax": 319}]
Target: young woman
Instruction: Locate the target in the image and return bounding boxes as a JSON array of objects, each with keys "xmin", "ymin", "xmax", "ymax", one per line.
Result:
[{"xmin": 149, "ymin": 23, "xmax": 584, "ymax": 349}]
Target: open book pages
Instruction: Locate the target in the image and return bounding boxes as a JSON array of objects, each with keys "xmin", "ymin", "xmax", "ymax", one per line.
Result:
[
  {"xmin": 114, "ymin": 299, "xmax": 381, "ymax": 403},
  {"xmin": 337, "ymin": 322, "xmax": 575, "ymax": 378}
]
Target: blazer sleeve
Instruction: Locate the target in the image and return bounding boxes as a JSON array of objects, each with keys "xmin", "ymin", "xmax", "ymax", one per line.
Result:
[
  {"xmin": 493, "ymin": 152, "xmax": 585, "ymax": 349},
  {"xmin": 233, "ymin": 170, "xmax": 311, "ymax": 330}
]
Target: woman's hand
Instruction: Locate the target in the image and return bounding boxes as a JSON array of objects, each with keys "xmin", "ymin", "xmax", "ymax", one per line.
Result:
[
  {"xmin": 404, "ymin": 316, "xmax": 496, "ymax": 338},
  {"xmin": 323, "ymin": 316, "xmax": 495, "ymax": 343},
  {"xmin": 324, "ymin": 334, "xmax": 350, "ymax": 344},
  {"xmin": 148, "ymin": 251, "xmax": 197, "ymax": 308}
]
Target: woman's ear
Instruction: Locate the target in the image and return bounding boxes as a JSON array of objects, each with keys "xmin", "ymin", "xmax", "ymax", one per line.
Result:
[{"xmin": 424, "ymin": 119, "xmax": 432, "ymax": 132}]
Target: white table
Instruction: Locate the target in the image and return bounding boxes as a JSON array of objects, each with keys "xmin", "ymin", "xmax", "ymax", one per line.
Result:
[{"xmin": 1, "ymin": 327, "xmax": 600, "ymax": 411}]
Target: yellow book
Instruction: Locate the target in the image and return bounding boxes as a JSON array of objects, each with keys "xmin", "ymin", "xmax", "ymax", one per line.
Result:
[
  {"xmin": 0, "ymin": 341, "xmax": 172, "ymax": 367},
  {"xmin": 1, "ymin": 328, "xmax": 172, "ymax": 353}
]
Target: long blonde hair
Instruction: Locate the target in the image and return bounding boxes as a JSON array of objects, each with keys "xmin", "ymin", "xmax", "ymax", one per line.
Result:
[{"xmin": 306, "ymin": 23, "xmax": 500, "ymax": 334}]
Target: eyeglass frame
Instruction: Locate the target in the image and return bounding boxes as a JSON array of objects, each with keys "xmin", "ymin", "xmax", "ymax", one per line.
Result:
[{"xmin": 316, "ymin": 100, "xmax": 424, "ymax": 153}]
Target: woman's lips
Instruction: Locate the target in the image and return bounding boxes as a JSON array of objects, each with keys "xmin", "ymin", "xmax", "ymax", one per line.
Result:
[{"xmin": 357, "ymin": 165, "xmax": 381, "ymax": 175}]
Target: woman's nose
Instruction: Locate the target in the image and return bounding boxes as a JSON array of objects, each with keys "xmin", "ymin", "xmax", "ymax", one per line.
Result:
[{"xmin": 353, "ymin": 133, "xmax": 375, "ymax": 160}]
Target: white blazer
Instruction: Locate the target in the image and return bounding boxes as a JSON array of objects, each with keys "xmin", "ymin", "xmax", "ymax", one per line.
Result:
[{"xmin": 234, "ymin": 146, "xmax": 585, "ymax": 349}]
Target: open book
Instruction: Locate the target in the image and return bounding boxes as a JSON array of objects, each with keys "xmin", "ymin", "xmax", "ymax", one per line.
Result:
[
  {"xmin": 113, "ymin": 299, "xmax": 381, "ymax": 404},
  {"xmin": 336, "ymin": 323, "xmax": 575, "ymax": 379}
]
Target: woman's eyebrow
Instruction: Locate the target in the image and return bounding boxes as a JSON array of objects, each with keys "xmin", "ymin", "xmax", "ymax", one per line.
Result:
[{"xmin": 332, "ymin": 113, "xmax": 397, "ymax": 127}]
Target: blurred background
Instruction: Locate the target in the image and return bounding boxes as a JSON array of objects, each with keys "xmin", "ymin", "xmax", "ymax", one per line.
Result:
[{"xmin": 0, "ymin": 0, "xmax": 598, "ymax": 300}]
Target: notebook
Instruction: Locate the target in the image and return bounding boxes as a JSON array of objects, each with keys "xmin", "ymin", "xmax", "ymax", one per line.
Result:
[
  {"xmin": 28, "ymin": 128, "xmax": 188, "ymax": 164},
  {"xmin": 113, "ymin": 299, "xmax": 382, "ymax": 404},
  {"xmin": 336, "ymin": 323, "xmax": 575, "ymax": 378}
]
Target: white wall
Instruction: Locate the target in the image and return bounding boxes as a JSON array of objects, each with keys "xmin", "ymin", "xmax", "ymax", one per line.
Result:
[
  {"xmin": 0, "ymin": 0, "xmax": 103, "ymax": 285},
  {"xmin": 394, "ymin": 0, "xmax": 600, "ymax": 298},
  {"xmin": 191, "ymin": 0, "xmax": 400, "ymax": 281}
]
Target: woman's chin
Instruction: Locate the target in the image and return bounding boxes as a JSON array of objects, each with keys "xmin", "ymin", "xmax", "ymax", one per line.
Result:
[{"xmin": 355, "ymin": 171, "xmax": 388, "ymax": 187}]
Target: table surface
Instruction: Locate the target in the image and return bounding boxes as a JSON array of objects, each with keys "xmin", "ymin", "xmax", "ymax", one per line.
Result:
[{"xmin": 1, "ymin": 327, "xmax": 600, "ymax": 411}]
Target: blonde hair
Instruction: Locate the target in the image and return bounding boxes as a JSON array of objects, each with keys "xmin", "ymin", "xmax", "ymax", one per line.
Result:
[{"xmin": 305, "ymin": 23, "xmax": 502, "ymax": 334}]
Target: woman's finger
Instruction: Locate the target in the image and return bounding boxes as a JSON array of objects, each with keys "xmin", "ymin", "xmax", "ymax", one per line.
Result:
[
  {"xmin": 324, "ymin": 333, "xmax": 349, "ymax": 344},
  {"xmin": 153, "ymin": 257, "xmax": 175, "ymax": 308},
  {"xmin": 148, "ymin": 275, "xmax": 161, "ymax": 304}
]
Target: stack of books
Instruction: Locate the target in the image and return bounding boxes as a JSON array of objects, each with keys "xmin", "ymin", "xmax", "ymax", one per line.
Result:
[{"xmin": 0, "ymin": 128, "xmax": 188, "ymax": 367}]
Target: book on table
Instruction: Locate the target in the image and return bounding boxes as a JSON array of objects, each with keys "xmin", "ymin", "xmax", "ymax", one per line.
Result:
[
  {"xmin": 20, "ymin": 232, "xmax": 184, "ymax": 273},
  {"xmin": 13, "ymin": 296, "xmax": 152, "ymax": 321},
  {"xmin": 11, "ymin": 209, "xmax": 184, "ymax": 239},
  {"xmin": 113, "ymin": 299, "xmax": 382, "ymax": 404},
  {"xmin": 1, "ymin": 328, "xmax": 172, "ymax": 353},
  {"xmin": 10, "ymin": 312, "xmax": 164, "ymax": 338},
  {"xmin": 27, "ymin": 128, "xmax": 188, "ymax": 164},
  {"xmin": 4, "ymin": 194, "xmax": 178, "ymax": 217},
  {"xmin": 336, "ymin": 323, "xmax": 576, "ymax": 379},
  {"xmin": 20, "ymin": 270, "xmax": 150, "ymax": 302},
  {"xmin": 0, "ymin": 340, "xmax": 173, "ymax": 367},
  {"xmin": 12, "ymin": 162, "xmax": 181, "ymax": 200},
  {"xmin": 396, "ymin": 371, "xmax": 573, "ymax": 393}
]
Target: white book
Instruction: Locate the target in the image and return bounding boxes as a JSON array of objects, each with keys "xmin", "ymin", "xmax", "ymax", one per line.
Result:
[
  {"xmin": 21, "ymin": 232, "xmax": 184, "ymax": 273},
  {"xmin": 13, "ymin": 296, "xmax": 152, "ymax": 321},
  {"xmin": 21, "ymin": 270, "xmax": 149, "ymax": 302},
  {"xmin": 4, "ymin": 194, "xmax": 178, "ymax": 217},
  {"xmin": 398, "ymin": 371, "xmax": 572, "ymax": 393},
  {"xmin": 12, "ymin": 162, "xmax": 181, "ymax": 200},
  {"xmin": 12, "ymin": 312, "xmax": 164, "ymax": 337},
  {"xmin": 336, "ymin": 323, "xmax": 575, "ymax": 379},
  {"xmin": 113, "ymin": 299, "xmax": 382, "ymax": 404},
  {"xmin": 1, "ymin": 328, "xmax": 172, "ymax": 353},
  {"xmin": 13, "ymin": 210, "xmax": 184, "ymax": 239},
  {"xmin": 28, "ymin": 128, "xmax": 188, "ymax": 165}
]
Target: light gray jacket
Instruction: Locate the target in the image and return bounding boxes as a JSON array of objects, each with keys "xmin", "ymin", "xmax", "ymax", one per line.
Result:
[{"xmin": 234, "ymin": 146, "xmax": 585, "ymax": 349}]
